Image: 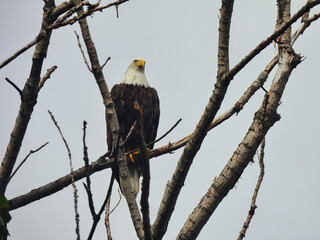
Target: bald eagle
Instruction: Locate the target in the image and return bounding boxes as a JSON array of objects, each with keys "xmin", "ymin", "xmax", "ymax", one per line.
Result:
[{"xmin": 107, "ymin": 59, "xmax": 160, "ymax": 197}]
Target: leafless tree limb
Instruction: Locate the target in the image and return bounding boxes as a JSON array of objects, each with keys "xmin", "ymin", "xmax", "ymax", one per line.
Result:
[
  {"xmin": 105, "ymin": 189, "xmax": 122, "ymax": 240},
  {"xmin": 121, "ymin": 121, "xmax": 137, "ymax": 148},
  {"xmin": 38, "ymin": 66, "xmax": 57, "ymax": 90},
  {"xmin": 104, "ymin": 196, "xmax": 112, "ymax": 240},
  {"xmin": 127, "ymin": 118, "xmax": 181, "ymax": 156},
  {"xmin": 75, "ymin": 31, "xmax": 92, "ymax": 72},
  {"xmin": 0, "ymin": 0, "xmax": 129, "ymax": 70},
  {"xmin": 152, "ymin": 1, "xmax": 235, "ymax": 237},
  {"xmin": 50, "ymin": 0, "xmax": 130, "ymax": 30},
  {"xmin": 8, "ymin": 142, "xmax": 49, "ymax": 183},
  {"xmin": 4, "ymin": 78, "xmax": 23, "ymax": 97},
  {"xmin": 0, "ymin": 0, "xmax": 56, "ymax": 196},
  {"xmin": 105, "ymin": 197, "xmax": 112, "ymax": 240},
  {"xmin": 0, "ymin": 32, "xmax": 47, "ymax": 69},
  {"xmin": 176, "ymin": 1, "xmax": 299, "ymax": 238},
  {"xmin": 8, "ymin": 155, "xmax": 114, "ymax": 211},
  {"xmin": 291, "ymin": 11, "xmax": 320, "ymax": 45},
  {"xmin": 227, "ymin": 0, "xmax": 319, "ymax": 81},
  {"xmin": 0, "ymin": 0, "xmax": 74, "ymax": 69},
  {"xmin": 109, "ymin": 189, "xmax": 122, "ymax": 216},
  {"xmin": 238, "ymin": 138, "xmax": 266, "ymax": 240},
  {"xmin": 82, "ymin": 121, "xmax": 96, "ymax": 217},
  {"xmin": 101, "ymin": 56, "xmax": 111, "ymax": 69},
  {"xmin": 48, "ymin": 110, "xmax": 80, "ymax": 240},
  {"xmin": 87, "ymin": 173, "xmax": 115, "ymax": 240},
  {"xmin": 81, "ymin": 120, "xmax": 116, "ymax": 240}
]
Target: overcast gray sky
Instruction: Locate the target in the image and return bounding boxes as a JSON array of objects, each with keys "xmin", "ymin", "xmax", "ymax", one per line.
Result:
[{"xmin": 1, "ymin": 1, "xmax": 320, "ymax": 239}]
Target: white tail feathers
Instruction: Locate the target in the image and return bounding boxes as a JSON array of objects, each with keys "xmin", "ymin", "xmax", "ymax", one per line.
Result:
[
  {"xmin": 120, "ymin": 166, "xmax": 140, "ymax": 199},
  {"xmin": 129, "ymin": 167, "xmax": 140, "ymax": 198}
]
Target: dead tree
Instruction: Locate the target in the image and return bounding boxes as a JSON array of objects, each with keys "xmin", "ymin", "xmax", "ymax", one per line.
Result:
[{"xmin": 1, "ymin": 0, "xmax": 319, "ymax": 239}]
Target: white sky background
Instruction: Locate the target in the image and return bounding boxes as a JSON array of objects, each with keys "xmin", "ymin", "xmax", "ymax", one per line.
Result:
[{"xmin": 1, "ymin": 0, "xmax": 320, "ymax": 239}]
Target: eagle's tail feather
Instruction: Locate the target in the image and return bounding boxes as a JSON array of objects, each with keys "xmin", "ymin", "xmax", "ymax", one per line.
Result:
[
  {"xmin": 129, "ymin": 166, "xmax": 140, "ymax": 198},
  {"xmin": 118, "ymin": 166, "xmax": 140, "ymax": 199}
]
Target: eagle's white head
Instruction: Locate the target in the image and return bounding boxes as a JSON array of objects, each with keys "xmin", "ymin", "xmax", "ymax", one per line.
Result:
[{"xmin": 121, "ymin": 58, "xmax": 150, "ymax": 87}]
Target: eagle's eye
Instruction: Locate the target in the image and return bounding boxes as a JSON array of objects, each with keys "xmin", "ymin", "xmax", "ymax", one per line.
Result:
[{"xmin": 133, "ymin": 59, "xmax": 139, "ymax": 63}]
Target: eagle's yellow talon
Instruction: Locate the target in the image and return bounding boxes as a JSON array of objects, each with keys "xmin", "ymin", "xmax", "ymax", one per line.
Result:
[
  {"xmin": 129, "ymin": 154, "xmax": 135, "ymax": 163},
  {"xmin": 128, "ymin": 150, "xmax": 141, "ymax": 163}
]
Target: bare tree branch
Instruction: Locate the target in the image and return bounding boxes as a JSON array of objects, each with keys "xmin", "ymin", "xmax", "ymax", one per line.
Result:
[
  {"xmin": 176, "ymin": 1, "xmax": 299, "ymax": 238},
  {"xmin": 8, "ymin": 155, "xmax": 114, "ymax": 211},
  {"xmin": 8, "ymin": 142, "xmax": 49, "ymax": 183},
  {"xmin": 101, "ymin": 56, "xmax": 111, "ymax": 69},
  {"xmin": 48, "ymin": 110, "xmax": 80, "ymax": 240},
  {"xmin": 226, "ymin": 0, "xmax": 319, "ymax": 80},
  {"xmin": 105, "ymin": 189, "xmax": 122, "ymax": 240},
  {"xmin": 152, "ymin": 1, "xmax": 235, "ymax": 238},
  {"xmin": 49, "ymin": 0, "xmax": 130, "ymax": 30},
  {"xmin": 0, "ymin": 0, "xmax": 57, "ymax": 196},
  {"xmin": 4, "ymin": 78, "xmax": 23, "ymax": 97},
  {"xmin": 82, "ymin": 121, "xmax": 96, "ymax": 217},
  {"xmin": 38, "ymin": 66, "xmax": 57, "ymax": 90},
  {"xmin": 121, "ymin": 121, "xmax": 137, "ymax": 148},
  {"xmin": 0, "ymin": 32, "xmax": 48, "ymax": 69},
  {"xmin": 105, "ymin": 197, "xmax": 112, "ymax": 240},
  {"xmin": 127, "ymin": 118, "xmax": 181, "ymax": 156},
  {"xmin": 291, "ymin": 11, "xmax": 320, "ymax": 45},
  {"xmin": 81, "ymin": 120, "xmax": 116, "ymax": 240},
  {"xmin": 0, "ymin": 0, "xmax": 128, "ymax": 70},
  {"xmin": 75, "ymin": 31, "xmax": 92, "ymax": 72},
  {"xmin": 0, "ymin": 0, "xmax": 74, "ymax": 69},
  {"xmin": 87, "ymin": 173, "xmax": 115, "ymax": 240},
  {"xmin": 238, "ymin": 138, "xmax": 266, "ymax": 240}
]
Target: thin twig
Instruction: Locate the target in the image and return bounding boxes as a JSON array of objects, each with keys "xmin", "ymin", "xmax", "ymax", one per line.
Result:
[
  {"xmin": 38, "ymin": 66, "xmax": 57, "ymax": 90},
  {"xmin": 51, "ymin": 0, "xmax": 129, "ymax": 29},
  {"xmin": 238, "ymin": 138, "xmax": 266, "ymax": 240},
  {"xmin": 8, "ymin": 142, "xmax": 49, "ymax": 183},
  {"xmin": 87, "ymin": 173, "xmax": 115, "ymax": 240},
  {"xmin": 48, "ymin": 110, "xmax": 81, "ymax": 240},
  {"xmin": 105, "ymin": 197, "xmax": 112, "ymax": 240},
  {"xmin": 115, "ymin": 5, "xmax": 119, "ymax": 18},
  {"xmin": 105, "ymin": 189, "xmax": 122, "ymax": 240},
  {"xmin": 101, "ymin": 56, "xmax": 111, "ymax": 69},
  {"xmin": 74, "ymin": 31, "xmax": 92, "ymax": 72},
  {"xmin": 5, "ymin": 78, "xmax": 22, "ymax": 97},
  {"xmin": 82, "ymin": 121, "xmax": 96, "ymax": 217},
  {"xmin": 120, "ymin": 121, "xmax": 137, "ymax": 147},
  {"xmin": 127, "ymin": 118, "xmax": 182, "ymax": 156},
  {"xmin": 108, "ymin": 189, "xmax": 122, "ymax": 216},
  {"xmin": 0, "ymin": 0, "xmax": 129, "ymax": 70}
]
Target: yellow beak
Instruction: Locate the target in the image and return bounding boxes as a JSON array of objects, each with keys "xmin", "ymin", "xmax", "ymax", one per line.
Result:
[{"xmin": 135, "ymin": 59, "xmax": 145, "ymax": 67}]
